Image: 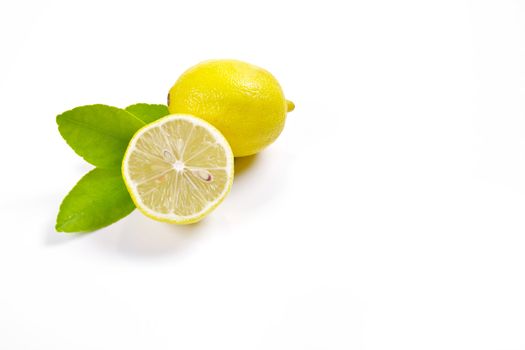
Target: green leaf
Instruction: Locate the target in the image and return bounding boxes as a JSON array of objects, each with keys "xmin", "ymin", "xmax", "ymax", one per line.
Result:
[
  {"xmin": 125, "ymin": 103, "xmax": 170, "ymax": 124},
  {"xmin": 57, "ymin": 104, "xmax": 145, "ymax": 168},
  {"xmin": 56, "ymin": 168, "xmax": 135, "ymax": 233}
]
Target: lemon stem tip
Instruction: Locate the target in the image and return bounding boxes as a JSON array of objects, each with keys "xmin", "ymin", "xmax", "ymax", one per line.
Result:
[{"xmin": 286, "ymin": 100, "xmax": 295, "ymax": 113}]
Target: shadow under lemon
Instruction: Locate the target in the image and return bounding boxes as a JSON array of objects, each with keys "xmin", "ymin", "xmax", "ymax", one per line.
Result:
[
  {"xmin": 234, "ymin": 154, "xmax": 259, "ymax": 178},
  {"xmin": 93, "ymin": 211, "xmax": 212, "ymax": 257}
]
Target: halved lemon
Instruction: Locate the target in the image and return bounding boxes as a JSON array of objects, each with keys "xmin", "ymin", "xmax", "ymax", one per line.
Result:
[{"xmin": 122, "ymin": 114, "xmax": 234, "ymax": 224}]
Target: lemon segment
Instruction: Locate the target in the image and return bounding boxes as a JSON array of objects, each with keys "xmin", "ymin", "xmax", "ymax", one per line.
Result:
[{"xmin": 122, "ymin": 114, "xmax": 234, "ymax": 224}]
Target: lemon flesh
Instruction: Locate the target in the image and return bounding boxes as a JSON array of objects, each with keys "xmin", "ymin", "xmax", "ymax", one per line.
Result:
[
  {"xmin": 168, "ymin": 59, "xmax": 293, "ymax": 157},
  {"xmin": 122, "ymin": 114, "xmax": 234, "ymax": 224}
]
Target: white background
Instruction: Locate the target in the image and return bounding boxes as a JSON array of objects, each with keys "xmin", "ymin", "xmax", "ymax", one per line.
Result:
[{"xmin": 1, "ymin": 0, "xmax": 524, "ymax": 349}]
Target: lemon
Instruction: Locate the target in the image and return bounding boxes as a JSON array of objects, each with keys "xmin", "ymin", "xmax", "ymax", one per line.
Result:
[
  {"xmin": 122, "ymin": 114, "xmax": 234, "ymax": 224},
  {"xmin": 168, "ymin": 59, "xmax": 294, "ymax": 157}
]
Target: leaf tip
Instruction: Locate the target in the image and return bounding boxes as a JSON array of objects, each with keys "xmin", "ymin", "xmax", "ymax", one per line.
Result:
[{"xmin": 55, "ymin": 221, "xmax": 65, "ymax": 233}]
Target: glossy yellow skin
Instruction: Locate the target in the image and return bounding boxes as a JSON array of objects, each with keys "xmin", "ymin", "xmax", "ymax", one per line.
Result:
[{"xmin": 168, "ymin": 60, "xmax": 293, "ymax": 157}]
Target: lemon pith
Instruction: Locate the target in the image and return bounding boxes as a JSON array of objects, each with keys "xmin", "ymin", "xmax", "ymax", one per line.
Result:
[
  {"xmin": 168, "ymin": 59, "xmax": 294, "ymax": 157},
  {"xmin": 122, "ymin": 114, "xmax": 234, "ymax": 224}
]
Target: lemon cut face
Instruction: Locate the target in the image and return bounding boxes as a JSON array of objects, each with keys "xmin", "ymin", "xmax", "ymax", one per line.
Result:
[{"xmin": 122, "ymin": 114, "xmax": 234, "ymax": 224}]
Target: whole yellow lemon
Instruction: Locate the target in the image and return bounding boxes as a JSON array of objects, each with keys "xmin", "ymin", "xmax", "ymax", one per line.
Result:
[{"xmin": 168, "ymin": 59, "xmax": 294, "ymax": 157}]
